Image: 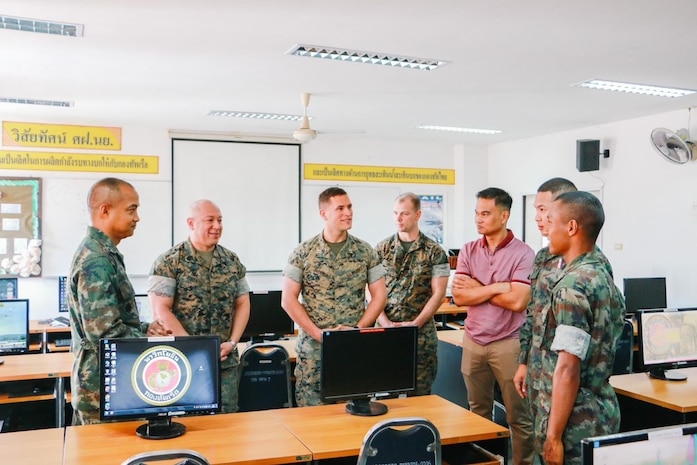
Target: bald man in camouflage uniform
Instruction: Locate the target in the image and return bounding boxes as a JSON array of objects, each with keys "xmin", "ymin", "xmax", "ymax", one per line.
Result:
[
  {"xmin": 375, "ymin": 193, "xmax": 449, "ymax": 395},
  {"xmin": 519, "ymin": 192, "xmax": 624, "ymax": 465},
  {"xmin": 148, "ymin": 199, "xmax": 250, "ymax": 413},
  {"xmin": 282, "ymin": 187, "xmax": 386, "ymax": 406},
  {"xmin": 69, "ymin": 177, "xmax": 167, "ymax": 425}
]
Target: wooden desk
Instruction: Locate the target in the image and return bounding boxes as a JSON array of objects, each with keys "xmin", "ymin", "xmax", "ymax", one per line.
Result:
[
  {"xmin": 610, "ymin": 368, "xmax": 697, "ymax": 414},
  {"xmin": 272, "ymin": 395, "xmax": 508, "ymax": 461},
  {"xmin": 0, "ymin": 427, "xmax": 64, "ymax": 465},
  {"xmin": 30, "ymin": 319, "xmax": 72, "ymax": 353},
  {"xmin": 0, "ymin": 351, "xmax": 72, "ymax": 427},
  {"xmin": 610, "ymin": 367, "xmax": 697, "ymax": 429},
  {"xmin": 64, "ymin": 409, "xmax": 312, "ymax": 465},
  {"xmin": 435, "ymin": 298, "xmax": 468, "ymax": 328}
]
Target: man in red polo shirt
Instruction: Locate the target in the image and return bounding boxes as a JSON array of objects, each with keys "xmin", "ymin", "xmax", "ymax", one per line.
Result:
[{"xmin": 452, "ymin": 187, "xmax": 535, "ymax": 465}]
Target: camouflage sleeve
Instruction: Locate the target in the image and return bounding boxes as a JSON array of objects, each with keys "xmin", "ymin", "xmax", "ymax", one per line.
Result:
[
  {"xmin": 77, "ymin": 255, "xmax": 143, "ymax": 341},
  {"xmin": 367, "ymin": 248, "xmax": 386, "ymax": 284},
  {"xmin": 550, "ymin": 286, "xmax": 592, "ymax": 360},
  {"xmin": 236, "ymin": 276, "xmax": 251, "ymax": 297},
  {"xmin": 518, "ymin": 310, "xmax": 532, "ymax": 364},
  {"xmin": 147, "ymin": 275, "xmax": 176, "ymax": 297},
  {"xmin": 282, "ymin": 263, "xmax": 302, "ymax": 284},
  {"xmin": 551, "ymin": 324, "xmax": 590, "ymax": 360},
  {"xmin": 431, "ymin": 245, "xmax": 450, "ymax": 278}
]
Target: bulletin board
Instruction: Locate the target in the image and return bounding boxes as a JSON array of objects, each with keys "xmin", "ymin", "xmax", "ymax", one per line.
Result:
[{"xmin": 0, "ymin": 177, "xmax": 41, "ymax": 276}]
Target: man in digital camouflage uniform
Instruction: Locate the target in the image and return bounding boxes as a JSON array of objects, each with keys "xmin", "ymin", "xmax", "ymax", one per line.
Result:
[
  {"xmin": 281, "ymin": 187, "xmax": 386, "ymax": 406},
  {"xmin": 516, "ymin": 178, "xmax": 580, "ymax": 390},
  {"xmin": 69, "ymin": 177, "xmax": 168, "ymax": 425},
  {"xmin": 521, "ymin": 191, "xmax": 624, "ymax": 465},
  {"xmin": 148, "ymin": 199, "xmax": 250, "ymax": 413},
  {"xmin": 374, "ymin": 192, "xmax": 449, "ymax": 395}
]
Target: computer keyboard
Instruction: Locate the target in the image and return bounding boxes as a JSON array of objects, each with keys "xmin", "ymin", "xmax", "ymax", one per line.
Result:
[
  {"xmin": 50, "ymin": 316, "xmax": 70, "ymax": 327},
  {"xmin": 54, "ymin": 338, "xmax": 71, "ymax": 347}
]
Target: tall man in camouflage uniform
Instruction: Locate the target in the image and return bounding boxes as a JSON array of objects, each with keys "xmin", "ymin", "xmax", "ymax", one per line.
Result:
[
  {"xmin": 374, "ymin": 192, "xmax": 449, "ymax": 395},
  {"xmin": 281, "ymin": 187, "xmax": 387, "ymax": 406},
  {"xmin": 515, "ymin": 178, "xmax": 579, "ymax": 392},
  {"xmin": 452, "ymin": 187, "xmax": 535, "ymax": 465},
  {"xmin": 69, "ymin": 177, "xmax": 168, "ymax": 425},
  {"xmin": 148, "ymin": 199, "xmax": 250, "ymax": 413},
  {"xmin": 521, "ymin": 192, "xmax": 624, "ymax": 465}
]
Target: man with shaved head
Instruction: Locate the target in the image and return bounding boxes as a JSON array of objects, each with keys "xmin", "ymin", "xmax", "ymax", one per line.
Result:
[
  {"xmin": 148, "ymin": 199, "xmax": 250, "ymax": 413},
  {"xmin": 69, "ymin": 177, "xmax": 168, "ymax": 425}
]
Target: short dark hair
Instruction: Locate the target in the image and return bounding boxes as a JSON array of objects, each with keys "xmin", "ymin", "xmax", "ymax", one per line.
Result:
[
  {"xmin": 87, "ymin": 177, "xmax": 134, "ymax": 212},
  {"xmin": 537, "ymin": 177, "xmax": 577, "ymax": 197},
  {"xmin": 554, "ymin": 191, "xmax": 605, "ymax": 242},
  {"xmin": 477, "ymin": 187, "xmax": 512, "ymax": 211},
  {"xmin": 318, "ymin": 186, "xmax": 348, "ymax": 208}
]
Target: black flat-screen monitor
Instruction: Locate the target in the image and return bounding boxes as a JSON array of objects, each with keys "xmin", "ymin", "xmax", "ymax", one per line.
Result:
[
  {"xmin": 242, "ymin": 290, "xmax": 295, "ymax": 343},
  {"xmin": 321, "ymin": 326, "xmax": 417, "ymax": 416},
  {"xmin": 99, "ymin": 335, "xmax": 220, "ymax": 439},
  {"xmin": 582, "ymin": 422, "xmax": 697, "ymax": 465},
  {"xmin": 0, "ymin": 298, "xmax": 30, "ymax": 362},
  {"xmin": 636, "ymin": 307, "xmax": 697, "ymax": 381},
  {"xmin": 134, "ymin": 294, "xmax": 152, "ymax": 323},
  {"xmin": 58, "ymin": 276, "xmax": 68, "ymax": 313},
  {"xmin": 623, "ymin": 277, "xmax": 667, "ymax": 314}
]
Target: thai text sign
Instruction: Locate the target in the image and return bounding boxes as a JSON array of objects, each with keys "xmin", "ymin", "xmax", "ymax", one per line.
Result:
[
  {"xmin": 3, "ymin": 121, "xmax": 122, "ymax": 150},
  {"xmin": 304, "ymin": 163, "xmax": 455, "ymax": 185},
  {"xmin": 0, "ymin": 151, "xmax": 158, "ymax": 174}
]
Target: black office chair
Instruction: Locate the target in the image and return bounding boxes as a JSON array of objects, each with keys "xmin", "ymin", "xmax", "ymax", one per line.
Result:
[
  {"xmin": 237, "ymin": 342, "xmax": 293, "ymax": 412},
  {"xmin": 357, "ymin": 417, "xmax": 441, "ymax": 465},
  {"xmin": 612, "ymin": 318, "xmax": 634, "ymax": 375},
  {"xmin": 121, "ymin": 449, "xmax": 210, "ymax": 465}
]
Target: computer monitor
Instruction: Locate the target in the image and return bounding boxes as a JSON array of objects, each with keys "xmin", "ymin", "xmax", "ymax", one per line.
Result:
[
  {"xmin": 58, "ymin": 276, "xmax": 68, "ymax": 313},
  {"xmin": 321, "ymin": 326, "xmax": 417, "ymax": 416},
  {"xmin": 99, "ymin": 335, "xmax": 221, "ymax": 439},
  {"xmin": 623, "ymin": 277, "xmax": 667, "ymax": 314},
  {"xmin": 242, "ymin": 290, "xmax": 295, "ymax": 343},
  {"xmin": 636, "ymin": 307, "xmax": 697, "ymax": 381},
  {"xmin": 134, "ymin": 294, "xmax": 153, "ymax": 323},
  {"xmin": 0, "ymin": 298, "xmax": 30, "ymax": 362},
  {"xmin": 581, "ymin": 422, "xmax": 697, "ymax": 465}
]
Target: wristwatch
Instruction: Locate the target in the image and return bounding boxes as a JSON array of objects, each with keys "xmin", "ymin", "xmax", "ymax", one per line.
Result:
[{"xmin": 227, "ymin": 339, "xmax": 237, "ymax": 351}]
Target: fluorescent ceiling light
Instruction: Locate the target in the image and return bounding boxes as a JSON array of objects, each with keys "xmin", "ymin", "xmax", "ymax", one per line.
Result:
[
  {"xmin": 207, "ymin": 110, "xmax": 306, "ymax": 121},
  {"xmin": 0, "ymin": 97, "xmax": 73, "ymax": 107},
  {"xmin": 417, "ymin": 125, "xmax": 502, "ymax": 135},
  {"xmin": 574, "ymin": 79, "xmax": 696, "ymax": 98},
  {"xmin": 287, "ymin": 44, "xmax": 449, "ymax": 71},
  {"xmin": 0, "ymin": 14, "xmax": 84, "ymax": 37}
]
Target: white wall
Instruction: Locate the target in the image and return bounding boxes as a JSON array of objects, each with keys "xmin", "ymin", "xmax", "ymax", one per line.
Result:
[
  {"xmin": 487, "ymin": 108, "xmax": 697, "ymax": 308},
  {"xmin": 4, "ymin": 123, "xmax": 484, "ymax": 319}
]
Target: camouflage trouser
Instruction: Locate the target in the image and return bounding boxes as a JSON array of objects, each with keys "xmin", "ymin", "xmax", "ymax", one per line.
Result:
[
  {"xmin": 413, "ymin": 323, "xmax": 438, "ymax": 396},
  {"xmin": 293, "ymin": 336, "xmax": 322, "ymax": 406},
  {"xmin": 221, "ymin": 349, "xmax": 241, "ymax": 413}
]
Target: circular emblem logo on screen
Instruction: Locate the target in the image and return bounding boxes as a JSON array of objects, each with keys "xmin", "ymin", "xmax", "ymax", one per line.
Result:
[{"xmin": 131, "ymin": 345, "xmax": 192, "ymax": 406}]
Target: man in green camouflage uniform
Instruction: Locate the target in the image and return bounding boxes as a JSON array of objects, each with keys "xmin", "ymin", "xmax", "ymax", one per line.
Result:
[
  {"xmin": 517, "ymin": 178, "xmax": 580, "ymax": 393},
  {"xmin": 148, "ymin": 199, "xmax": 250, "ymax": 413},
  {"xmin": 520, "ymin": 192, "xmax": 624, "ymax": 465},
  {"xmin": 374, "ymin": 193, "xmax": 449, "ymax": 395},
  {"xmin": 69, "ymin": 178, "xmax": 168, "ymax": 425},
  {"xmin": 282, "ymin": 187, "xmax": 386, "ymax": 406}
]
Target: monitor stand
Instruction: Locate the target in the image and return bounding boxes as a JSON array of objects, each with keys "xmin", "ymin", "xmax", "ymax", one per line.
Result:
[
  {"xmin": 649, "ymin": 367, "xmax": 688, "ymax": 381},
  {"xmin": 135, "ymin": 417, "xmax": 186, "ymax": 439},
  {"xmin": 345, "ymin": 399, "xmax": 388, "ymax": 416}
]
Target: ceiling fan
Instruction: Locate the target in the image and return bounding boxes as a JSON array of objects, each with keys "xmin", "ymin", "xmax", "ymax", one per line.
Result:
[
  {"xmin": 650, "ymin": 127, "xmax": 696, "ymax": 164},
  {"xmin": 292, "ymin": 93, "xmax": 317, "ymax": 143}
]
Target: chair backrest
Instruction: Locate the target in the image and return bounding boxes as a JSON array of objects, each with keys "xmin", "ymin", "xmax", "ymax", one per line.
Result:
[
  {"xmin": 357, "ymin": 417, "xmax": 441, "ymax": 465},
  {"xmin": 121, "ymin": 449, "xmax": 210, "ymax": 465},
  {"xmin": 612, "ymin": 318, "xmax": 634, "ymax": 375},
  {"xmin": 238, "ymin": 342, "xmax": 293, "ymax": 412}
]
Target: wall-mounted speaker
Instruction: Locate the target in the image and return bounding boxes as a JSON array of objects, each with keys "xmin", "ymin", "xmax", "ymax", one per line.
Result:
[{"xmin": 576, "ymin": 139, "xmax": 600, "ymax": 172}]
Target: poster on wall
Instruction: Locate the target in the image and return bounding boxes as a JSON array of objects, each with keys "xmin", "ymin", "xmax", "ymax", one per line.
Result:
[
  {"xmin": 418, "ymin": 194, "xmax": 443, "ymax": 244},
  {"xmin": 0, "ymin": 177, "xmax": 42, "ymax": 277}
]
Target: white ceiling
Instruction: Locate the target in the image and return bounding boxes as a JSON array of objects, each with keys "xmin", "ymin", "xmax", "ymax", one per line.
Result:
[{"xmin": 4, "ymin": 0, "xmax": 697, "ymax": 145}]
